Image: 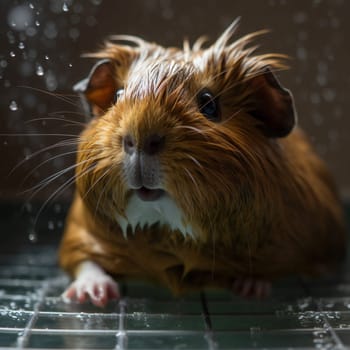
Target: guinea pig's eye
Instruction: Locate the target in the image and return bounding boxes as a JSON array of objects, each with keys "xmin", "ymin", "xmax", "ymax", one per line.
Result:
[
  {"xmin": 197, "ymin": 90, "xmax": 220, "ymax": 122},
  {"xmin": 113, "ymin": 88, "xmax": 124, "ymax": 104}
]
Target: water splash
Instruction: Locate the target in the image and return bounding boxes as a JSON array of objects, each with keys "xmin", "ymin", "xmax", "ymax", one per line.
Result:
[{"xmin": 298, "ymin": 311, "xmax": 341, "ymax": 328}]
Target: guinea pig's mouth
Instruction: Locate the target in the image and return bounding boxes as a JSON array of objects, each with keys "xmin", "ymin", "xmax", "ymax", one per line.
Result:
[{"xmin": 134, "ymin": 187, "xmax": 165, "ymax": 201}]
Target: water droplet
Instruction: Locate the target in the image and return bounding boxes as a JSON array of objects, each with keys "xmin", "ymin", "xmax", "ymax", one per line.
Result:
[
  {"xmin": 48, "ymin": 221, "xmax": 55, "ymax": 230},
  {"xmin": 9, "ymin": 100, "xmax": 18, "ymax": 111},
  {"xmin": 35, "ymin": 20, "xmax": 40, "ymax": 27},
  {"xmin": 310, "ymin": 92, "xmax": 321, "ymax": 105},
  {"xmin": 62, "ymin": 2, "xmax": 69, "ymax": 12},
  {"xmin": 0, "ymin": 59, "xmax": 8, "ymax": 68},
  {"xmin": 54, "ymin": 203, "xmax": 62, "ymax": 213},
  {"xmin": 7, "ymin": 31, "xmax": 16, "ymax": 44},
  {"xmin": 24, "ymin": 202, "xmax": 32, "ymax": 212},
  {"xmin": 10, "ymin": 51, "xmax": 16, "ymax": 58},
  {"xmin": 86, "ymin": 16, "xmax": 97, "ymax": 27},
  {"xmin": 323, "ymin": 88, "xmax": 335, "ymax": 102},
  {"xmin": 317, "ymin": 74, "xmax": 327, "ymax": 86},
  {"xmin": 68, "ymin": 63, "xmax": 72, "ymax": 67},
  {"xmin": 69, "ymin": 28, "xmax": 80, "ymax": 40},
  {"xmin": 45, "ymin": 70, "xmax": 57, "ymax": 91},
  {"xmin": 296, "ymin": 47, "xmax": 307, "ymax": 60},
  {"xmin": 44, "ymin": 55, "xmax": 49, "ymax": 60},
  {"xmin": 26, "ymin": 27, "xmax": 37, "ymax": 37},
  {"xmin": 28, "ymin": 232, "xmax": 37, "ymax": 242},
  {"xmin": 36, "ymin": 64, "xmax": 44, "ymax": 76},
  {"xmin": 18, "ymin": 42, "xmax": 25, "ymax": 50},
  {"xmin": 44, "ymin": 21, "xmax": 58, "ymax": 39},
  {"xmin": 29, "ymin": 3, "xmax": 34, "ymax": 9},
  {"xmin": 7, "ymin": 5, "xmax": 34, "ymax": 32}
]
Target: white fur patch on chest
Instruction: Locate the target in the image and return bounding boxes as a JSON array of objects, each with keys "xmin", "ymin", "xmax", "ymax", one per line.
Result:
[{"xmin": 115, "ymin": 194, "xmax": 194, "ymax": 238}]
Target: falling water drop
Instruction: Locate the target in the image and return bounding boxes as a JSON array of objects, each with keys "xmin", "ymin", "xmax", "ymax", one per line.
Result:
[
  {"xmin": 9, "ymin": 51, "xmax": 16, "ymax": 58},
  {"xmin": 48, "ymin": 221, "xmax": 55, "ymax": 230},
  {"xmin": 36, "ymin": 64, "xmax": 44, "ymax": 76},
  {"xmin": 18, "ymin": 42, "xmax": 25, "ymax": 50},
  {"xmin": 62, "ymin": 2, "xmax": 69, "ymax": 12},
  {"xmin": 28, "ymin": 232, "xmax": 37, "ymax": 243},
  {"xmin": 9, "ymin": 100, "xmax": 18, "ymax": 111},
  {"xmin": 0, "ymin": 60, "xmax": 8, "ymax": 68}
]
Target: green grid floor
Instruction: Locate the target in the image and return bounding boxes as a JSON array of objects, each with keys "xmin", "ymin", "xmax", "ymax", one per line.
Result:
[{"xmin": 0, "ymin": 245, "xmax": 350, "ymax": 349}]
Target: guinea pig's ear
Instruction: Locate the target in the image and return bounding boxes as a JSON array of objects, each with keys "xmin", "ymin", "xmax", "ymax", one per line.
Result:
[
  {"xmin": 249, "ymin": 67, "xmax": 297, "ymax": 138},
  {"xmin": 74, "ymin": 59, "xmax": 116, "ymax": 117}
]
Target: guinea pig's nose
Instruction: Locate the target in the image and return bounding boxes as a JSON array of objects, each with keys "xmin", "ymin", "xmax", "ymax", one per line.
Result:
[
  {"xmin": 123, "ymin": 134, "xmax": 136, "ymax": 155},
  {"xmin": 143, "ymin": 134, "xmax": 165, "ymax": 155},
  {"xmin": 123, "ymin": 134, "xmax": 165, "ymax": 155}
]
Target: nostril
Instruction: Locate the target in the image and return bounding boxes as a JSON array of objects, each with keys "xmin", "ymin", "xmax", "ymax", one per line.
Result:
[
  {"xmin": 123, "ymin": 134, "xmax": 135, "ymax": 155},
  {"xmin": 143, "ymin": 134, "xmax": 165, "ymax": 155}
]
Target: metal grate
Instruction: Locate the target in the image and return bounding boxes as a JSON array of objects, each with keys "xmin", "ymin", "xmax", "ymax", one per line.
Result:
[
  {"xmin": 0, "ymin": 201, "xmax": 349, "ymax": 349},
  {"xmin": 0, "ymin": 246, "xmax": 350, "ymax": 349}
]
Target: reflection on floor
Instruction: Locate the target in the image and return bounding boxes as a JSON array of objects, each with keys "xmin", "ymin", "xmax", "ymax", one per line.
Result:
[{"xmin": 0, "ymin": 202, "xmax": 349, "ymax": 349}]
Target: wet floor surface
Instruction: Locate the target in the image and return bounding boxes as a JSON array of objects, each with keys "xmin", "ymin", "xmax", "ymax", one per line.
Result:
[{"xmin": 0, "ymin": 204, "xmax": 349, "ymax": 349}]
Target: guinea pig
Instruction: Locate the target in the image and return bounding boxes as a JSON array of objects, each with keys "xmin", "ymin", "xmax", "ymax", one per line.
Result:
[{"xmin": 59, "ymin": 20, "xmax": 346, "ymax": 307}]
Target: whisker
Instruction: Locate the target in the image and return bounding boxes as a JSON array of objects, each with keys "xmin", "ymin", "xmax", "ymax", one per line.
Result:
[
  {"xmin": 32, "ymin": 162, "xmax": 98, "ymax": 227},
  {"xmin": 183, "ymin": 167, "xmax": 201, "ymax": 196},
  {"xmin": 173, "ymin": 125, "xmax": 210, "ymax": 137},
  {"xmin": 0, "ymin": 133, "xmax": 79, "ymax": 137},
  {"xmin": 186, "ymin": 154, "xmax": 204, "ymax": 170},
  {"xmin": 22, "ymin": 157, "xmax": 92, "ymax": 195},
  {"xmin": 93, "ymin": 167, "xmax": 116, "ymax": 219},
  {"xmin": 211, "ymin": 226, "xmax": 216, "ymax": 280},
  {"xmin": 18, "ymin": 85, "xmax": 80, "ymax": 108},
  {"xmin": 219, "ymin": 108, "xmax": 243, "ymax": 126},
  {"xmin": 21, "ymin": 149, "xmax": 79, "ymax": 187},
  {"xmin": 81, "ymin": 166, "xmax": 112, "ymax": 201},
  {"xmin": 25, "ymin": 116, "xmax": 86, "ymax": 127},
  {"xmin": 9, "ymin": 138, "xmax": 79, "ymax": 175}
]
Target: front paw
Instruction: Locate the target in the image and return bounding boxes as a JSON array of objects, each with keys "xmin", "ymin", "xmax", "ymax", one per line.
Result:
[{"xmin": 62, "ymin": 273, "xmax": 120, "ymax": 307}]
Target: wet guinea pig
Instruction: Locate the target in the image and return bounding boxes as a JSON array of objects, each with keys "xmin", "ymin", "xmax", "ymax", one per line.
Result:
[{"xmin": 59, "ymin": 21, "xmax": 346, "ymax": 307}]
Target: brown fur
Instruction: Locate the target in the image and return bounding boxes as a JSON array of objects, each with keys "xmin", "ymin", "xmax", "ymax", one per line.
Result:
[{"xmin": 59, "ymin": 22, "xmax": 346, "ymax": 295}]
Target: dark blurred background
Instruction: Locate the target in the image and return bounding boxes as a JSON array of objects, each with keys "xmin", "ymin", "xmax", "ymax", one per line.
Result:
[{"xmin": 0, "ymin": 0, "xmax": 349, "ymax": 242}]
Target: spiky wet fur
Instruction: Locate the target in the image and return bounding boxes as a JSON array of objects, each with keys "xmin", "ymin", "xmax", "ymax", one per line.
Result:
[{"xmin": 59, "ymin": 21, "xmax": 345, "ymax": 294}]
